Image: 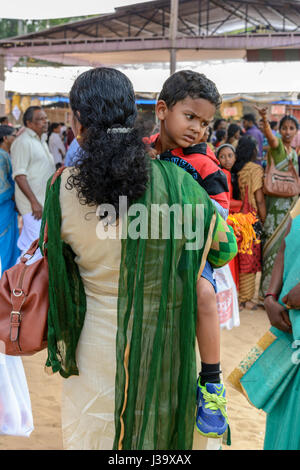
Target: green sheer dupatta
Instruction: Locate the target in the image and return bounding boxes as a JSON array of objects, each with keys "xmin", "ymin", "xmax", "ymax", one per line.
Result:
[
  {"xmin": 39, "ymin": 173, "xmax": 86, "ymax": 378},
  {"xmin": 114, "ymin": 160, "xmax": 218, "ymax": 450}
]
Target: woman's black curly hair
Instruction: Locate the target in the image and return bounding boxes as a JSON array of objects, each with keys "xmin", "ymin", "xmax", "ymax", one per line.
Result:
[
  {"xmin": 227, "ymin": 123, "xmax": 241, "ymax": 141},
  {"xmin": 231, "ymin": 135, "xmax": 258, "ymax": 200},
  {"xmin": 67, "ymin": 67, "xmax": 150, "ymax": 218}
]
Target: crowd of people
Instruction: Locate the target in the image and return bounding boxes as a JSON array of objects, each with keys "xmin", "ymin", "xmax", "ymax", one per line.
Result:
[
  {"xmin": 204, "ymin": 109, "xmax": 300, "ymax": 309},
  {"xmin": 0, "ymin": 112, "xmax": 76, "ymax": 265},
  {"xmin": 0, "ymin": 67, "xmax": 300, "ymax": 450}
]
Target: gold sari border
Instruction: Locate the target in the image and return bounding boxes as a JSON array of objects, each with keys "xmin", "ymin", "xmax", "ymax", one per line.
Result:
[{"xmin": 227, "ymin": 330, "xmax": 276, "ymax": 401}]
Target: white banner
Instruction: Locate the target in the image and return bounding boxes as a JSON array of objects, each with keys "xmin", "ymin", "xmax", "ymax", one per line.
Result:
[{"xmin": 0, "ymin": 80, "xmax": 5, "ymax": 105}]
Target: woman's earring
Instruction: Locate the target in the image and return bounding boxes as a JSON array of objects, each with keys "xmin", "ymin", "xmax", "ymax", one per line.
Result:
[{"xmin": 76, "ymin": 135, "xmax": 81, "ymax": 140}]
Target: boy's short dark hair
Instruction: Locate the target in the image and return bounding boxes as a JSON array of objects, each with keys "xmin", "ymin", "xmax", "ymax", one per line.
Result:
[
  {"xmin": 158, "ymin": 70, "xmax": 222, "ymax": 109},
  {"xmin": 243, "ymin": 113, "xmax": 256, "ymax": 123}
]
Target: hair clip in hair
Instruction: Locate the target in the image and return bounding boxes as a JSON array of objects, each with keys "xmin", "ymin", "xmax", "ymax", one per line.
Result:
[{"xmin": 107, "ymin": 127, "xmax": 132, "ymax": 134}]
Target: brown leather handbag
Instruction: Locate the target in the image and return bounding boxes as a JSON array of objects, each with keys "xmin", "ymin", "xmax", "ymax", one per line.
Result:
[
  {"xmin": 264, "ymin": 156, "xmax": 300, "ymax": 198},
  {"xmin": 0, "ymin": 167, "xmax": 64, "ymax": 356}
]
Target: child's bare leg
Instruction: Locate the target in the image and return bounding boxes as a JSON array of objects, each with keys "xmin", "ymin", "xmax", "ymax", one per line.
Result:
[
  {"xmin": 195, "ymin": 272, "xmax": 228, "ymax": 437},
  {"xmin": 196, "ymin": 277, "xmax": 221, "ymax": 384}
]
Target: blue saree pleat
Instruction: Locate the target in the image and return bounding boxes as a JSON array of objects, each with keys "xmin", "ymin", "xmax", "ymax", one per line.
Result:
[
  {"xmin": 0, "ymin": 149, "xmax": 19, "ymax": 275},
  {"xmin": 240, "ymin": 214, "xmax": 300, "ymax": 449}
]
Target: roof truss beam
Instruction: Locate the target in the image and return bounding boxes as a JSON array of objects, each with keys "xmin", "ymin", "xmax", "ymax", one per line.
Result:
[
  {"xmin": 209, "ymin": 5, "xmax": 243, "ymax": 35},
  {"xmin": 110, "ymin": 16, "xmax": 154, "ymax": 36},
  {"xmin": 64, "ymin": 26, "xmax": 101, "ymax": 39},
  {"xmin": 3, "ymin": 33, "xmax": 300, "ymax": 57},
  {"xmin": 157, "ymin": 7, "xmax": 200, "ymax": 35},
  {"xmin": 100, "ymin": 21, "xmax": 123, "ymax": 38},
  {"xmin": 210, "ymin": 0, "xmax": 260, "ymax": 28},
  {"xmin": 131, "ymin": 11, "xmax": 169, "ymax": 35},
  {"xmin": 266, "ymin": 3, "xmax": 300, "ymax": 30},
  {"xmin": 133, "ymin": 9, "xmax": 161, "ymax": 36},
  {"xmin": 250, "ymin": 4, "xmax": 279, "ymax": 31}
]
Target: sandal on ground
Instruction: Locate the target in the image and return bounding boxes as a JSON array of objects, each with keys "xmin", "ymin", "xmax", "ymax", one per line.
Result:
[{"xmin": 239, "ymin": 301, "xmax": 259, "ymax": 311}]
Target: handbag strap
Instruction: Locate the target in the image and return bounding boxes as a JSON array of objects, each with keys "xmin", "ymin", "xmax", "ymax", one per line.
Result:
[
  {"xmin": 19, "ymin": 239, "xmax": 40, "ymax": 264},
  {"xmin": 10, "ymin": 290, "xmax": 27, "ymax": 343}
]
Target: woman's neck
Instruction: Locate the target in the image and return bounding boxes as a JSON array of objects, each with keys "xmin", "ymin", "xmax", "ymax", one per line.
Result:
[{"xmin": 283, "ymin": 141, "xmax": 293, "ymax": 154}]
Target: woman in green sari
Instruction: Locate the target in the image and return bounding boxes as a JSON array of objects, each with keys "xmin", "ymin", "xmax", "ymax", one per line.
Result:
[
  {"xmin": 41, "ymin": 67, "xmax": 237, "ymax": 450},
  {"xmin": 257, "ymin": 108, "xmax": 299, "ymax": 298}
]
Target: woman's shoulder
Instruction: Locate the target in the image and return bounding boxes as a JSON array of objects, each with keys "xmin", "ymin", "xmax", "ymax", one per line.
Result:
[
  {"xmin": 238, "ymin": 162, "xmax": 264, "ymax": 186},
  {"xmin": 248, "ymin": 162, "xmax": 264, "ymax": 182},
  {"xmin": 61, "ymin": 165, "xmax": 74, "ymax": 181},
  {"xmin": 49, "ymin": 132, "xmax": 59, "ymax": 143},
  {"xmin": 250, "ymin": 161, "xmax": 264, "ymax": 171},
  {"xmin": 239, "ymin": 160, "xmax": 259, "ymax": 172},
  {"xmin": 59, "ymin": 167, "xmax": 96, "ymax": 224},
  {"xmin": 59, "ymin": 167, "xmax": 79, "ymax": 203},
  {"xmin": 268, "ymin": 137, "xmax": 284, "ymax": 159},
  {"xmin": 0, "ymin": 149, "xmax": 9, "ymax": 168},
  {"xmin": 241, "ymin": 160, "xmax": 263, "ymax": 173}
]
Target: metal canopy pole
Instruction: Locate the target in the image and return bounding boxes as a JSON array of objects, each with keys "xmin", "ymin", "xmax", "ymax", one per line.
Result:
[
  {"xmin": 169, "ymin": 0, "xmax": 179, "ymax": 75},
  {"xmin": 0, "ymin": 55, "xmax": 5, "ymax": 117}
]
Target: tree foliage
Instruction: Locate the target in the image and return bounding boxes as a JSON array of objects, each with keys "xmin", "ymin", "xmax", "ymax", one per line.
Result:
[{"xmin": 0, "ymin": 16, "xmax": 96, "ymax": 40}]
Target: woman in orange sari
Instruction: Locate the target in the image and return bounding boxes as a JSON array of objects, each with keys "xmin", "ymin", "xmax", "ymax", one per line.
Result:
[{"xmin": 231, "ymin": 136, "xmax": 266, "ymax": 310}]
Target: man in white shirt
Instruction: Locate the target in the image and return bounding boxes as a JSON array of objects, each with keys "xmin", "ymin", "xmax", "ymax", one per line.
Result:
[
  {"xmin": 11, "ymin": 106, "xmax": 56, "ymax": 255},
  {"xmin": 48, "ymin": 122, "xmax": 66, "ymax": 169}
]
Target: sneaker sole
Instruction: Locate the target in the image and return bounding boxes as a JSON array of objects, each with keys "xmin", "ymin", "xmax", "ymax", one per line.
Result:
[{"xmin": 195, "ymin": 425, "xmax": 226, "ymax": 439}]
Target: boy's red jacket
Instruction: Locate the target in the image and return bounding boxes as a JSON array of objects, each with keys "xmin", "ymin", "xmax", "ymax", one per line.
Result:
[{"xmin": 144, "ymin": 133, "xmax": 229, "ymax": 211}]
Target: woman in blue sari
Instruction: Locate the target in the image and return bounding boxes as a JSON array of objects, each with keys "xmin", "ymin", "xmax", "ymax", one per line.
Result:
[{"xmin": 0, "ymin": 125, "xmax": 19, "ymax": 275}]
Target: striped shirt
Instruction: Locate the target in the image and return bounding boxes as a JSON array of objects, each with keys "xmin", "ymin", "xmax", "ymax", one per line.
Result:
[{"xmin": 144, "ymin": 134, "xmax": 229, "ymax": 212}]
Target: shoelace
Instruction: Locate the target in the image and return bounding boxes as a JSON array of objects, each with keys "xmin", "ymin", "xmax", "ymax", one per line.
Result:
[{"xmin": 201, "ymin": 388, "xmax": 228, "ymax": 420}]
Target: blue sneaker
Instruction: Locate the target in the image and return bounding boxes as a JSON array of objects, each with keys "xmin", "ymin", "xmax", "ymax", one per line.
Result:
[{"xmin": 196, "ymin": 381, "xmax": 228, "ymax": 438}]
